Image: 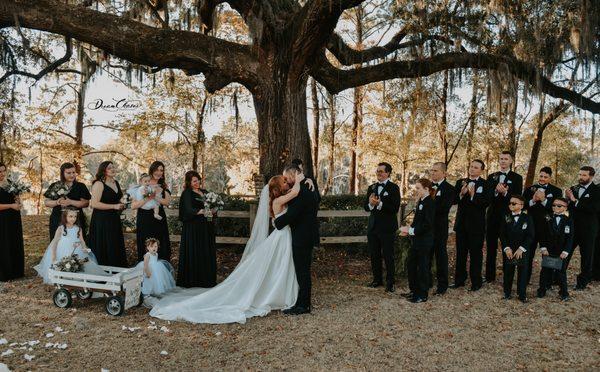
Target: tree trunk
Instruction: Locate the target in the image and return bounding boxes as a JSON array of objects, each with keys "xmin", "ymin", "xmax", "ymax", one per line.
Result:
[
  {"xmin": 0, "ymin": 111, "xmax": 5, "ymax": 163},
  {"xmin": 439, "ymin": 69, "xmax": 449, "ymax": 163},
  {"xmin": 506, "ymin": 79, "xmax": 518, "ymax": 156},
  {"xmin": 311, "ymin": 78, "xmax": 320, "ymax": 183},
  {"xmin": 253, "ymin": 81, "xmax": 313, "ymax": 181},
  {"xmin": 74, "ymin": 76, "xmax": 87, "ymax": 167},
  {"xmin": 192, "ymin": 95, "xmax": 209, "ymax": 174},
  {"xmin": 349, "ymin": 5, "xmax": 363, "ymax": 195},
  {"xmin": 525, "ymin": 95, "xmax": 546, "ymax": 186},
  {"xmin": 465, "ymin": 72, "xmax": 479, "ymax": 172},
  {"xmin": 324, "ymin": 93, "xmax": 336, "ymax": 194}
]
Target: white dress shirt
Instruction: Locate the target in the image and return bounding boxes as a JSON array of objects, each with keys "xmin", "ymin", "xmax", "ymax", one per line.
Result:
[
  {"xmin": 368, "ymin": 178, "xmax": 389, "ymax": 211},
  {"xmin": 503, "ymin": 212, "xmax": 527, "ymax": 253}
]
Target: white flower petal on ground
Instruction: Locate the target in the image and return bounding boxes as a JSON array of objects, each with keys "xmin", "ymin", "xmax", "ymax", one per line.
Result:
[
  {"xmin": 1, "ymin": 349, "xmax": 14, "ymax": 357},
  {"xmin": 23, "ymin": 354, "xmax": 35, "ymax": 361},
  {"xmin": 160, "ymin": 326, "xmax": 170, "ymax": 333},
  {"xmin": 57, "ymin": 344, "xmax": 67, "ymax": 350},
  {"xmin": 101, "ymin": 369, "xmax": 110, "ymax": 372},
  {"xmin": 215, "ymin": 332, "xmax": 222, "ymax": 336},
  {"xmin": 0, "ymin": 362, "xmax": 10, "ymax": 372},
  {"xmin": 160, "ymin": 350, "xmax": 168, "ymax": 356},
  {"xmin": 147, "ymin": 326, "xmax": 157, "ymax": 330},
  {"xmin": 45, "ymin": 343, "xmax": 54, "ymax": 348},
  {"xmin": 27, "ymin": 341, "xmax": 39, "ymax": 347},
  {"xmin": 54, "ymin": 327, "xmax": 63, "ymax": 333},
  {"xmin": 45, "ymin": 333, "xmax": 54, "ymax": 338},
  {"xmin": 0, "ymin": 339, "xmax": 7, "ymax": 345}
]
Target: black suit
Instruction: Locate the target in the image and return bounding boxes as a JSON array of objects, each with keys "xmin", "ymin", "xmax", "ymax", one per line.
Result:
[
  {"xmin": 407, "ymin": 196, "xmax": 435, "ymax": 299},
  {"xmin": 523, "ymin": 183, "xmax": 562, "ymax": 282},
  {"xmin": 274, "ymin": 180, "xmax": 320, "ymax": 308},
  {"xmin": 500, "ymin": 213, "xmax": 534, "ymax": 299},
  {"xmin": 566, "ymin": 183, "xmax": 600, "ymax": 288},
  {"xmin": 453, "ymin": 177, "xmax": 490, "ymax": 289},
  {"xmin": 538, "ymin": 214, "xmax": 574, "ymax": 297},
  {"xmin": 364, "ymin": 180, "xmax": 401, "ymax": 286},
  {"xmin": 430, "ymin": 180, "xmax": 454, "ymax": 291},
  {"xmin": 485, "ymin": 170, "xmax": 523, "ymax": 281}
]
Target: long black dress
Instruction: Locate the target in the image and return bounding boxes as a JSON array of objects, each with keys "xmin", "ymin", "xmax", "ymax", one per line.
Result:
[
  {"xmin": 0, "ymin": 187, "xmax": 24, "ymax": 281},
  {"xmin": 177, "ymin": 188, "xmax": 216, "ymax": 288},
  {"xmin": 44, "ymin": 181, "xmax": 91, "ymax": 240},
  {"xmin": 88, "ymin": 181, "xmax": 128, "ymax": 267},
  {"xmin": 136, "ymin": 187, "xmax": 172, "ymax": 262}
]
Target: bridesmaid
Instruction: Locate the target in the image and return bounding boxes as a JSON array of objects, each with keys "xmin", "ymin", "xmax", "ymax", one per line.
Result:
[
  {"xmin": 44, "ymin": 162, "xmax": 91, "ymax": 240},
  {"xmin": 177, "ymin": 170, "xmax": 217, "ymax": 288},
  {"xmin": 132, "ymin": 161, "xmax": 171, "ymax": 262},
  {"xmin": 0, "ymin": 163, "xmax": 25, "ymax": 281},
  {"xmin": 88, "ymin": 161, "xmax": 128, "ymax": 267}
]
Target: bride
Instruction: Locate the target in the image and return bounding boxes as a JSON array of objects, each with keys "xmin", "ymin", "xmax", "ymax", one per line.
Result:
[{"xmin": 149, "ymin": 173, "xmax": 309, "ymax": 324}]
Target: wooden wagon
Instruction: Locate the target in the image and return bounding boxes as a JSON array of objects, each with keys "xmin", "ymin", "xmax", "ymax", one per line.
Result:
[{"xmin": 48, "ymin": 266, "xmax": 143, "ymax": 316}]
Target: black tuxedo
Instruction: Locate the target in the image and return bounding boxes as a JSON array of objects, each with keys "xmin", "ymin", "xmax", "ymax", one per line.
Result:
[
  {"xmin": 500, "ymin": 213, "xmax": 534, "ymax": 299},
  {"xmin": 566, "ymin": 182, "xmax": 600, "ymax": 288},
  {"xmin": 429, "ymin": 179, "xmax": 454, "ymax": 291},
  {"xmin": 523, "ymin": 183, "xmax": 562, "ymax": 282},
  {"xmin": 538, "ymin": 214, "xmax": 574, "ymax": 296},
  {"xmin": 274, "ymin": 180, "xmax": 320, "ymax": 308},
  {"xmin": 305, "ymin": 176, "xmax": 322, "ymax": 247},
  {"xmin": 364, "ymin": 180, "xmax": 401, "ymax": 286},
  {"xmin": 485, "ymin": 170, "xmax": 523, "ymax": 282},
  {"xmin": 407, "ymin": 196, "xmax": 435, "ymax": 299},
  {"xmin": 453, "ymin": 177, "xmax": 490, "ymax": 289}
]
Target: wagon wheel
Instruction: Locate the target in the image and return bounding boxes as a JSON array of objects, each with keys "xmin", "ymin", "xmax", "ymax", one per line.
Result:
[
  {"xmin": 53, "ymin": 288, "xmax": 72, "ymax": 309},
  {"xmin": 76, "ymin": 290, "xmax": 93, "ymax": 300},
  {"xmin": 105, "ymin": 295, "xmax": 125, "ymax": 316}
]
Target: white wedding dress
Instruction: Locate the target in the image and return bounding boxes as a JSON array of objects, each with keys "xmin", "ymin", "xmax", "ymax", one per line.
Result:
[{"xmin": 149, "ymin": 186, "xmax": 298, "ymax": 324}]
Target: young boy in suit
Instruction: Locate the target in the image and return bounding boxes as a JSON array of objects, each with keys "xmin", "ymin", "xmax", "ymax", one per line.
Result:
[
  {"xmin": 500, "ymin": 195, "xmax": 535, "ymax": 303},
  {"xmin": 537, "ymin": 197, "xmax": 574, "ymax": 301}
]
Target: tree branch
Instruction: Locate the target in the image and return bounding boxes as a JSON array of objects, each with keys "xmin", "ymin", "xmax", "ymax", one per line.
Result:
[
  {"xmin": 0, "ymin": 36, "xmax": 72, "ymax": 84},
  {"xmin": 313, "ymin": 52, "xmax": 600, "ymax": 114},
  {"xmin": 0, "ymin": 0, "xmax": 260, "ymax": 92}
]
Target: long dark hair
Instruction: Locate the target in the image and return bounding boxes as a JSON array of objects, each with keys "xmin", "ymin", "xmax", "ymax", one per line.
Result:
[
  {"xmin": 417, "ymin": 178, "xmax": 437, "ymax": 199},
  {"xmin": 60, "ymin": 207, "xmax": 81, "ymax": 236},
  {"xmin": 149, "ymin": 161, "xmax": 167, "ymax": 190},
  {"xmin": 184, "ymin": 170, "xmax": 201, "ymax": 190},
  {"xmin": 93, "ymin": 161, "xmax": 113, "ymax": 184},
  {"xmin": 60, "ymin": 162, "xmax": 76, "ymax": 183}
]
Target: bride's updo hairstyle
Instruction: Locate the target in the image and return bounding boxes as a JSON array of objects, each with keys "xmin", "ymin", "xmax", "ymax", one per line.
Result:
[{"xmin": 268, "ymin": 175, "xmax": 286, "ymax": 218}]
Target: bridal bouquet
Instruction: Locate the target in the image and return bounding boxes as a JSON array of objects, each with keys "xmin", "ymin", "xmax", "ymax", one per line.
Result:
[
  {"xmin": 141, "ymin": 186, "xmax": 155, "ymax": 199},
  {"xmin": 52, "ymin": 253, "xmax": 89, "ymax": 273},
  {"xmin": 202, "ymin": 192, "xmax": 224, "ymax": 221},
  {"xmin": 5, "ymin": 178, "xmax": 31, "ymax": 196},
  {"xmin": 44, "ymin": 182, "xmax": 70, "ymax": 200}
]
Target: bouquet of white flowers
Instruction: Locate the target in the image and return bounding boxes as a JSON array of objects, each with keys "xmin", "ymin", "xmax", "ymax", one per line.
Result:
[
  {"xmin": 5, "ymin": 178, "xmax": 31, "ymax": 196},
  {"xmin": 44, "ymin": 182, "xmax": 70, "ymax": 200},
  {"xmin": 202, "ymin": 192, "xmax": 224, "ymax": 221},
  {"xmin": 52, "ymin": 253, "xmax": 88, "ymax": 273}
]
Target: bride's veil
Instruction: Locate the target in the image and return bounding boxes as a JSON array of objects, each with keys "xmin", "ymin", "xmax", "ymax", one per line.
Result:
[{"xmin": 240, "ymin": 185, "xmax": 270, "ymax": 262}]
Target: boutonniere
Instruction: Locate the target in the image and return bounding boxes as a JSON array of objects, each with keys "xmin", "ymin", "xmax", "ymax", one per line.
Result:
[
  {"xmin": 564, "ymin": 225, "xmax": 570, "ymax": 234},
  {"xmin": 545, "ymin": 214, "xmax": 552, "ymax": 222},
  {"xmin": 505, "ymin": 215, "xmax": 512, "ymax": 224},
  {"xmin": 493, "ymin": 174, "xmax": 499, "ymax": 181},
  {"xmin": 522, "ymin": 223, "xmax": 528, "ymax": 230},
  {"xmin": 507, "ymin": 180, "xmax": 512, "ymax": 184},
  {"xmin": 530, "ymin": 186, "xmax": 536, "ymax": 192},
  {"xmin": 418, "ymin": 204, "xmax": 423, "ymax": 210}
]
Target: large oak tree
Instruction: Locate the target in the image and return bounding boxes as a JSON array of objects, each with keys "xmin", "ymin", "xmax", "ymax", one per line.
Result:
[{"xmin": 1, "ymin": 0, "xmax": 599, "ymax": 179}]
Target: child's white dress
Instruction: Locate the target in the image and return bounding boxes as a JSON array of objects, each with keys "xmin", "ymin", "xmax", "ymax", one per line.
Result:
[
  {"xmin": 136, "ymin": 252, "xmax": 176, "ymax": 296},
  {"xmin": 131, "ymin": 185, "xmax": 161, "ymax": 210},
  {"xmin": 35, "ymin": 225, "xmax": 100, "ymax": 284}
]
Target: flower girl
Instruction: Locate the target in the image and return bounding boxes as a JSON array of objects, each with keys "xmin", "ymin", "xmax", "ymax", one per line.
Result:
[
  {"xmin": 136, "ymin": 238, "xmax": 175, "ymax": 297},
  {"xmin": 130, "ymin": 173, "xmax": 162, "ymax": 220},
  {"xmin": 35, "ymin": 208, "xmax": 99, "ymax": 284}
]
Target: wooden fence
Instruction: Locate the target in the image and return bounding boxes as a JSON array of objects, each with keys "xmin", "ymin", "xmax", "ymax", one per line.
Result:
[{"xmin": 123, "ymin": 203, "xmax": 410, "ymax": 245}]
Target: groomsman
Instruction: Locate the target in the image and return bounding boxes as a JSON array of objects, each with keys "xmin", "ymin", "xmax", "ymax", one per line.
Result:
[
  {"xmin": 429, "ymin": 162, "xmax": 455, "ymax": 295},
  {"xmin": 565, "ymin": 166, "xmax": 600, "ymax": 290},
  {"xmin": 364, "ymin": 162, "xmax": 401, "ymax": 293},
  {"xmin": 485, "ymin": 151, "xmax": 523, "ymax": 283},
  {"xmin": 499, "ymin": 195, "xmax": 534, "ymax": 303},
  {"xmin": 522, "ymin": 166, "xmax": 562, "ymax": 283},
  {"xmin": 451, "ymin": 159, "xmax": 491, "ymax": 291}
]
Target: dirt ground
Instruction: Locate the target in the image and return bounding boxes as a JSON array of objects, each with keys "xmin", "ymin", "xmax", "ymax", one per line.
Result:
[{"xmin": 1, "ymin": 215, "xmax": 599, "ymax": 371}]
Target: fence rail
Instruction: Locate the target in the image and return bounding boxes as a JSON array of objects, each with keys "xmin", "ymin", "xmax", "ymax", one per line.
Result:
[{"xmin": 123, "ymin": 204, "xmax": 408, "ymax": 245}]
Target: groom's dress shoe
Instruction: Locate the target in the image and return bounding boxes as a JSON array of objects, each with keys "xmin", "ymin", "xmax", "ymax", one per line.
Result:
[
  {"xmin": 283, "ymin": 306, "xmax": 297, "ymax": 315},
  {"xmin": 385, "ymin": 285, "xmax": 395, "ymax": 293},
  {"xmin": 367, "ymin": 281, "xmax": 383, "ymax": 288},
  {"xmin": 286, "ymin": 306, "xmax": 311, "ymax": 315}
]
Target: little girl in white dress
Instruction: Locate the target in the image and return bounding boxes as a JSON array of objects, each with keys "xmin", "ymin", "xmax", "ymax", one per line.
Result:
[
  {"xmin": 136, "ymin": 238, "xmax": 175, "ymax": 297},
  {"xmin": 129, "ymin": 173, "xmax": 162, "ymax": 220},
  {"xmin": 35, "ymin": 208, "xmax": 100, "ymax": 284}
]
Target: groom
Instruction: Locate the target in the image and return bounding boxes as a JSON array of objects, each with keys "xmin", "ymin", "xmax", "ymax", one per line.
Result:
[{"xmin": 274, "ymin": 163, "xmax": 320, "ymax": 315}]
